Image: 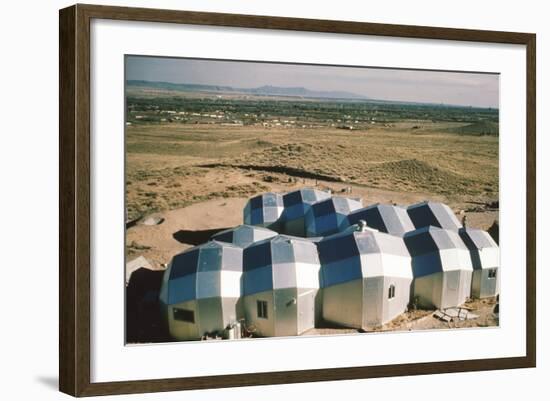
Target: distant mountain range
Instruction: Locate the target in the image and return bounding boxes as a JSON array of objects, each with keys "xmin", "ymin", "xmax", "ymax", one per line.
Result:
[{"xmin": 126, "ymin": 80, "xmax": 370, "ymax": 100}]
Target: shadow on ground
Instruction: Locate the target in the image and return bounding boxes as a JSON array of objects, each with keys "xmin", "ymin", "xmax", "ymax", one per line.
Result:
[
  {"xmin": 172, "ymin": 228, "xmax": 230, "ymax": 245},
  {"xmin": 126, "ymin": 268, "xmax": 171, "ymax": 344}
]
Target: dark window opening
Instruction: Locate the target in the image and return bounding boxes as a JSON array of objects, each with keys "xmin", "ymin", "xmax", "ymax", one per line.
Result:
[
  {"xmin": 257, "ymin": 300, "xmax": 268, "ymax": 319},
  {"xmin": 488, "ymin": 269, "xmax": 497, "ymax": 279},
  {"xmin": 173, "ymin": 308, "xmax": 195, "ymax": 323},
  {"xmin": 388, "ymin": 284, "xmax": 396, "ymax": 299}
]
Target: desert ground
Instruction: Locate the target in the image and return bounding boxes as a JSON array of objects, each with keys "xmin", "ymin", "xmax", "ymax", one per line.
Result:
[{"xmin": 125, "ymin": 88, "xmax": 499, "ymax": 340}]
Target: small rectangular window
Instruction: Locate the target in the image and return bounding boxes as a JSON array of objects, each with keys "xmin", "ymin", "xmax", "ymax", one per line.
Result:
[
  {"xmin": 388, "ymin": 285, "xmax": 396, "ymax": 299},
  {"xmin": 257, "ymin": 300, "xmax": 268, "ymax": 319},
  {"xmin": 173, "ymin": 308, "xmax": 195, "ymax": 323},
  {"xmin": 488, "ymin": 269, "xmax": 497, "ymax": 279}
]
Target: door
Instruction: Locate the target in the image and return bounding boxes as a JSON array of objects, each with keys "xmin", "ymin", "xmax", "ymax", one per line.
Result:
[
  {"xmin": 443, "ymin": 271, "xmax": 460, "ymax": 308},
  {"xmin": 297, "ymin": 290, "xmax": 316, "ymax": 334}
]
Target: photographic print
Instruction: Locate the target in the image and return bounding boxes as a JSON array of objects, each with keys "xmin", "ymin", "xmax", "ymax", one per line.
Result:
[{"xmin": 124, "ymin": 56, "xmax": 500, "ymax": 344}]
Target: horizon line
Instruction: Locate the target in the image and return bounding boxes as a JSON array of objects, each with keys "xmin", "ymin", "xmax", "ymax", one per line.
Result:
[{"xmin": 126, "ymin": 79, "xmax": 500, "ymax": 110}]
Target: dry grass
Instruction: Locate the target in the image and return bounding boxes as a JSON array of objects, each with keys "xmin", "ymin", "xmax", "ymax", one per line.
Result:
[{"xmin": 126, "ymin": 124, "xmax": 498, "ymax": 220}]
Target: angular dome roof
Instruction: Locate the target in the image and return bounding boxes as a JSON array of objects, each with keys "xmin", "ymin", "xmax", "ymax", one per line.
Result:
[
  {"xmin": 243, "ymin": 235, "xmax": 321, "ymax": 295},
  {"xmin": 407, "ymin": 201, "xmax": 462, "ymax": 230},
  {"xmin": 347, "ymin": 204, "xmax": 415, "ymax": 236},
  {"xmin": 211, "ymin": 224, "xmax": 277, "ymax": 248},
  {"xmin": 305, "ymin": 197, "xmax": 363, "ymax": 237},
  {"xmin": 243, "ymin": 192, "xmax": 284, "ymax": 228},
  {"xmin": 160, "ymin": 240, "xmax": 243, "ymax": 305},
  {"xmin": 318, "ymin": 226, "xmax": 412, "ymax": 287}
]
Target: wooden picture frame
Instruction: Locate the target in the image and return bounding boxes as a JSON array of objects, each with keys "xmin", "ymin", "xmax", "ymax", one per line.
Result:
[{"xmin": 59, "ymin": 3, "xmax": 536, "ymax": 397}]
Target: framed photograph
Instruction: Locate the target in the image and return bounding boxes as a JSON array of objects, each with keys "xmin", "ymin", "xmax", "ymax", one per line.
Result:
[{"xmin": 59, "ymin": 4, "xmax": 536, "ymax": 397}]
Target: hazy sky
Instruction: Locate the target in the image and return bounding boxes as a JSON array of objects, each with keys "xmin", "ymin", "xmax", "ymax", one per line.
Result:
[{"xmin": 126, "ymin": 56, "xmax": 499, "ymax": 108}]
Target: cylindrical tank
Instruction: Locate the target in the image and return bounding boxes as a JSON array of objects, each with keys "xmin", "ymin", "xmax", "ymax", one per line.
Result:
[
  {"xmin": 224, "ymin": 322, "xmax": 242, "ymax": 340},
  {"xmin": 233, "ymin": 321, "xmax": 242, "ymax": 339}
]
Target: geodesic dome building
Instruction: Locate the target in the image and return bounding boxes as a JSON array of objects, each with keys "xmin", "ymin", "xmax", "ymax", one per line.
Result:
[
  {"xmin": 407, "ymin": 201, "xmax": 462, "ymax": 230},
  {"xmin": 159, "ymin": 241, "xmax": 243, "ymax": 341},
  {"xmin": 211, "ymin": 225, "xmax": 277, "ymax": 248},
  {"xmin": 346, "ymin": 204, "xmax": 415, "ymax": 237},
  {"xmin": 304, "ymin": 197, "xmax": 363, "ymax": 237},
  {"xmin": 242, "ymin": 235, "xmax": 321, "ymax": 337},
  {"xmin": 404, "ymin": 226, "xmax": 473, "ymax": 309},
  {"xmin": 459, "ymin": 228, "xmax": 500, "ymax": 299},
  {"xmin": 317, "ymin": 225, "xmax": 413, "ymax": 330},
  {"xmin": 281, "ymin": 188, "xmax": 331, "ymax": 236},
  {"xmin": 243, "ymin": 192, "xmax": 284, "ymax": 230}
]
